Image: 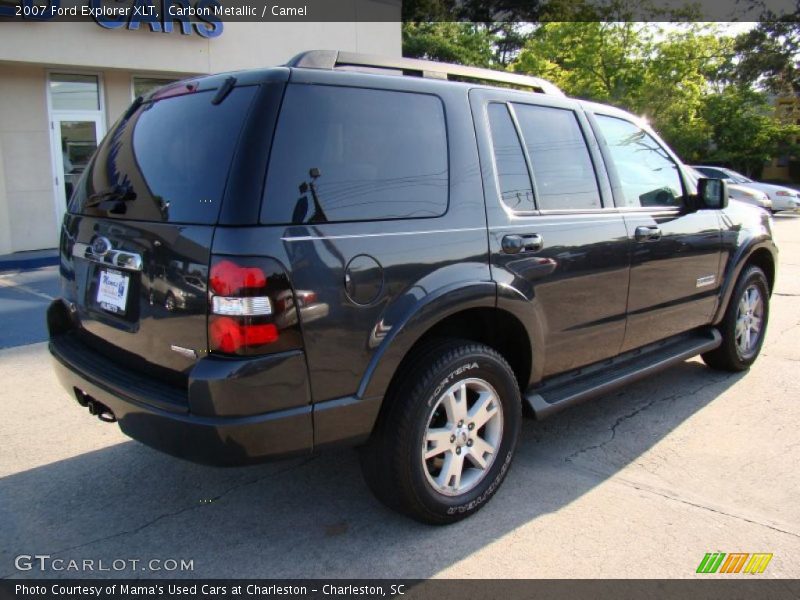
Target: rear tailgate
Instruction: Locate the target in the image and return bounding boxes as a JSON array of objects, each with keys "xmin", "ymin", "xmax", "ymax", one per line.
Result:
[
  {"xmin": 64, "ymin": 216, "xmax": 213, "ymax": 389},
  {"xmin": 59, "ymin": 78, "xmax": 272, "ymax": 396}
]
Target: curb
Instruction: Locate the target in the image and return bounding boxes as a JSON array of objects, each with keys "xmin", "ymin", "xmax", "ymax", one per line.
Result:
[{"xmin": 0, "ymin": 254, "xmax": 59, "ymax": 273}]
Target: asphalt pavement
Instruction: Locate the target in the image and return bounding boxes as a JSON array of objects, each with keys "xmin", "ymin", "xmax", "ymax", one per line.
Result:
[
  {"xmin": 0, "ymin": 266, "xmax": 60, "ymax": 349},
  {"xmin": 0, "ymin": 215, "xmax": 798, "ymax": 579}
]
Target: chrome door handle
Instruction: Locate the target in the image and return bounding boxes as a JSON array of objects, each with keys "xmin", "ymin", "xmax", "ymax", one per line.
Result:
[
  {"xmin": 635, "ymin": 226, "xmax": 662, "ymax": 242},
  {"xmin": 502, "ymin": 233, "xmax": 544, "ymax": 254}
]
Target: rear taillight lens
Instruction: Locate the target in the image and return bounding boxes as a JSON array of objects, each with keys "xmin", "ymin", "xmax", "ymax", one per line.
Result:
[
  {"xmin": 208, "ymin": 256, "xmax": 301, "ymax": 356},
  {"xmin": 209, "ymin": 317, "xmax": 279, "ymax": 354},
  {"xmin": 209, "ymin": 260, "xmax": 267, "ymax": 296}
]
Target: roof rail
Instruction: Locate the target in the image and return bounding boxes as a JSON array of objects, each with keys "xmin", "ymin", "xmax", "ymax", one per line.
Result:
[{"xmin": 286, "ymin": 50, "xmax": 565, "ymax": 97}]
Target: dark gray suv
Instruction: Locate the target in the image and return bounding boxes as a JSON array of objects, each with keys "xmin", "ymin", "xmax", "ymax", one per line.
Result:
[{"xmin": 48, "ymin": 50, "xmax": 777, "ymax": 524}]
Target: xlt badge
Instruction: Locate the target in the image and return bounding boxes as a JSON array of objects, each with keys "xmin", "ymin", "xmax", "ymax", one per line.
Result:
[{"xmin": 170, "ymin": 345, "xmax": 197, "ymax": 359}]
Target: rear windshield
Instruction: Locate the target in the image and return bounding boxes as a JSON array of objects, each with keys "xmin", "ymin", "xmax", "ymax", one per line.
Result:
[{"xmin": 69, "ymin": 86, "xmax": 257, "ymax": 224}]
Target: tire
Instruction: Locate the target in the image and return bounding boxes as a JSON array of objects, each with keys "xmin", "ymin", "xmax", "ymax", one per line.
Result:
[
  {"xmin": 702, "ymin": 265, "xmax": 770, "ymax": 372},
  {"xmin": 359, "ymin": 339, "xmax": 521, "ymax": 525},
  {"xmin": 164, "ymin": 292, "xmax": 176, "ymax": 312}
]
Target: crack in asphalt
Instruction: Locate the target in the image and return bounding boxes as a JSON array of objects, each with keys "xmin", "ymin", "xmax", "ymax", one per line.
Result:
[
  {"xmin": 618, "ymin": 480, "xmax": 800, "ymax": 540},
  {"xmin": 564, "ymin": 378, "xmax": 730, "ymax": 464},
  {"xmin": 778, "ymin": 320, "xmax": 800, "ymax": 337},
  {"xmin": 0, "ymin": 457, "xmax": 317, "ymax": 579},
  {"xmin": 761, "ymin": 353, "xmax": 800, "ymax": 362}
]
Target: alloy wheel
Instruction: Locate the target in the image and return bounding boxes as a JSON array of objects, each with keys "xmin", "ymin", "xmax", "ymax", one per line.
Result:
[
  {"xmin": 421, "ymin": 378, "xmax": 503, "ymax": 497},
  {"xmin": 735, "ymin": 284, "xmax": 764, "ymax": 359}
]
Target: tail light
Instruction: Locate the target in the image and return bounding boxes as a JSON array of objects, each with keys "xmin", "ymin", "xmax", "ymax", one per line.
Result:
[{"xmin": 208, "ymin": 256, "xmax": 302, "ymax": 356}]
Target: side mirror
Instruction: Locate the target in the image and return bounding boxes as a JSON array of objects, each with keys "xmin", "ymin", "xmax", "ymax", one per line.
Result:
[{"xmin": 696, "ymin": 178, "xmax": 728, "ymax": 210}]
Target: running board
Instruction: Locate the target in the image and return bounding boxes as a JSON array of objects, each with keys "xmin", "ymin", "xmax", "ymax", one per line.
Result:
[{"xmin": 524, "ymin": 328, "xmax": 722, "ymax": 419}]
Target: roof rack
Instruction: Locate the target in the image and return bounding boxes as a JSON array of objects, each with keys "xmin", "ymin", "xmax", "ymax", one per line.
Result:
[{"xmin": 286, "ymin": 50, "xmax": 565, "ymax": 97}]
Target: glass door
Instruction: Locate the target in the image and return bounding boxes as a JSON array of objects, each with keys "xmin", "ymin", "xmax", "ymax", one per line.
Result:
[
  {"xmin": 51, "ymin": 115, "xmax": 103, "ymax": 214},
  {"xmin": 48, "ymin": 73, "xmax": 105, "ymax": 230}
]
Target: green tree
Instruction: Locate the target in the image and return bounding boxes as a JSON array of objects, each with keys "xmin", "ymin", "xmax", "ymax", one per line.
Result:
[
  {"xmin": 510, "ymin": 23, "xmax": 790, "ymax": 165},
  {"xmin": 402, "ymin": 22, "xmax": 496, "ymax": 67},
  {"xmin": 511, "ymin": 22, "xmax": 654, "ymax": 105},
  {"xmin": 735, "ymin": 21, "xmax": 800, "ymax": 94},
  {"xmin": 402, "ymin": 19, "xmax": 797, "ymax": 173},
  {"xmin": 639, "ymin": 26, "xmax": 735, "ymax": 161},
  {"xmin": 699, "ymin": 86, "xmax": 799, "ymax": 176}
]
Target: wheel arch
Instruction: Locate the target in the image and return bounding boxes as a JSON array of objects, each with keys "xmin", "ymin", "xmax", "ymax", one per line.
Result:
[
  {"xmin": 393, "ymin": 306, "xmax": 533, "ymax": 395},
  {"xmin": 358, "ymin": 285, "xmax": 535, "ymax": 403},
  {"xmin": 713, "ymin": 241, "xmax": 777, "ymax": 325},
  {"xmin": 746, "ymin": 247, "xmax": 776, "ymax": 295}
]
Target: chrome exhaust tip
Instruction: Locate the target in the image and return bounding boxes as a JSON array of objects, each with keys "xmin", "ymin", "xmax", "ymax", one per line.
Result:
[{"xmin": 85, "ymin": 398, "xmax": 117, "ymax": 423}]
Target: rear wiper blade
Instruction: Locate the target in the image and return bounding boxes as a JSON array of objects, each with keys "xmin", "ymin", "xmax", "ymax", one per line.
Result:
[
  {"xmin": 212, "ymin": 76, "xmax": 236, "ymax": 105},
  {"xmin": 123, "ymin": 96, "xmax": 143, "ymax": 121},
  {"xmin": 85, "ymin": 185, "xmax": 137, "ymax": 208}
]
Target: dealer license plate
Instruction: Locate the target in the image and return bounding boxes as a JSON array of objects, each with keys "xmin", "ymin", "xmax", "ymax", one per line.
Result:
[{"xmin": 96, "ymin": 268, "xmax": 129, "ymax": 314}]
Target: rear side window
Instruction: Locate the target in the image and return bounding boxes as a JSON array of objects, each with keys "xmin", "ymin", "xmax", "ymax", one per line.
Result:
[
  {"xmin": 487, "ymin": 103, "xmax": 534, "ymax": 212},
  {"xmin": 513, "ymin": 103, "xmax": 601, "ymax": 210},
  {"xmin": 594, "ymin": 115, "xmax": 684, "ymax": 208},
  {"xmin": 261, "ymin": 84, "xmax": 448, "ymax": 224},
  {"xmin": 70, "ymin": 87, "xmax": 257, "ymax": 224}
]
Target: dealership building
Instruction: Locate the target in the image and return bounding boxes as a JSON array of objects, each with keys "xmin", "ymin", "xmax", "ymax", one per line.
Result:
[{"xmin": 0, "ymin": 7, "xmax": 400, "ymax": 255}]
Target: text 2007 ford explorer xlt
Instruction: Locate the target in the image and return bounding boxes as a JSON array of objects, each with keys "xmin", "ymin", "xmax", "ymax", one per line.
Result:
[{"xmin": 48, "ymin": 51, "xmax": 777, "ymax": 524}]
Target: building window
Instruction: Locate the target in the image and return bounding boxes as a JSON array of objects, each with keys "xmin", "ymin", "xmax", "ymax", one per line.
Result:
[
  {"xmin": 132, "ymin": 76, "xmax": 179, "ymax": 99},
  {"xmin": 49, "ymin": 74, "xmax": 100, "ymax": 111}
]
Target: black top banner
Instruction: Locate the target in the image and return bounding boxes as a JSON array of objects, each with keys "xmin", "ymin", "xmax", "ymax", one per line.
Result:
[{"xmin": 0, "ymin": 0, "xmax": 798, "ymax": 23}]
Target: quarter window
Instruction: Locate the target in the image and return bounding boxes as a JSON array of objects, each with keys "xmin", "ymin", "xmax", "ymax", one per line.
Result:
[
  {"xmin": 513, "ymin": 103, "xmax": 601, "ymax": 210},
  {"xmin": 595, "ymin": 115, "xmax": 684, "ymax": 208},
  {"xmin": 262, "ymin": 84, "xmax": 448, "ymax": 224},
  {"xmin": 487, "ymin": 103, "xmax": 535, "ymax": 212}
]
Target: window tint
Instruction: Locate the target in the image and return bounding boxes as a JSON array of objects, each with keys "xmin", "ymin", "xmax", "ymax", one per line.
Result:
[
  {"xmin": 513, "ymin": 103, "xmax": 601, "ymax": 210},
  {"xmin": 487, "ymin": 103, "xmax": 534, "ymax": 211},
  {"xmin": 70, "ymin": 87, "xmax": 257, "ymax": 224},
  {"xmin": 262, "ymin": 84, "xmax": 448, "ymax": 224},
  {"xmin": 595, "ymin": 115, "xmax": 684, "ymax": 208}
]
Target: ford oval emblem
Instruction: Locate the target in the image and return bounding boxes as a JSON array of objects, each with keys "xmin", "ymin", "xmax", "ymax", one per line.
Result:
[{"xmin": 92, "ymin": 236, "xmax": 112, "ymax": 257}]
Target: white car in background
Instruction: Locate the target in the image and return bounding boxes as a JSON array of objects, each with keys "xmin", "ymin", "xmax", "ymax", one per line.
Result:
[
  {"xmin": 693, "ymin": 165, "xmax": 799, "ymax": 213},
  {"xmin": 687, "ymin": 167, "xmax": 772, "ymax": 211}
]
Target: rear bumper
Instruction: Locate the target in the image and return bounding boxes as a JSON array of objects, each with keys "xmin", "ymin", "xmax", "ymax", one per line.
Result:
[
  {"xmin": 47, "ymin": 297, "xmax": 383, "ymax": 465},
  {"xmin": 49, "ymin": 336, "xmax": 314, "ymax": 465}
]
